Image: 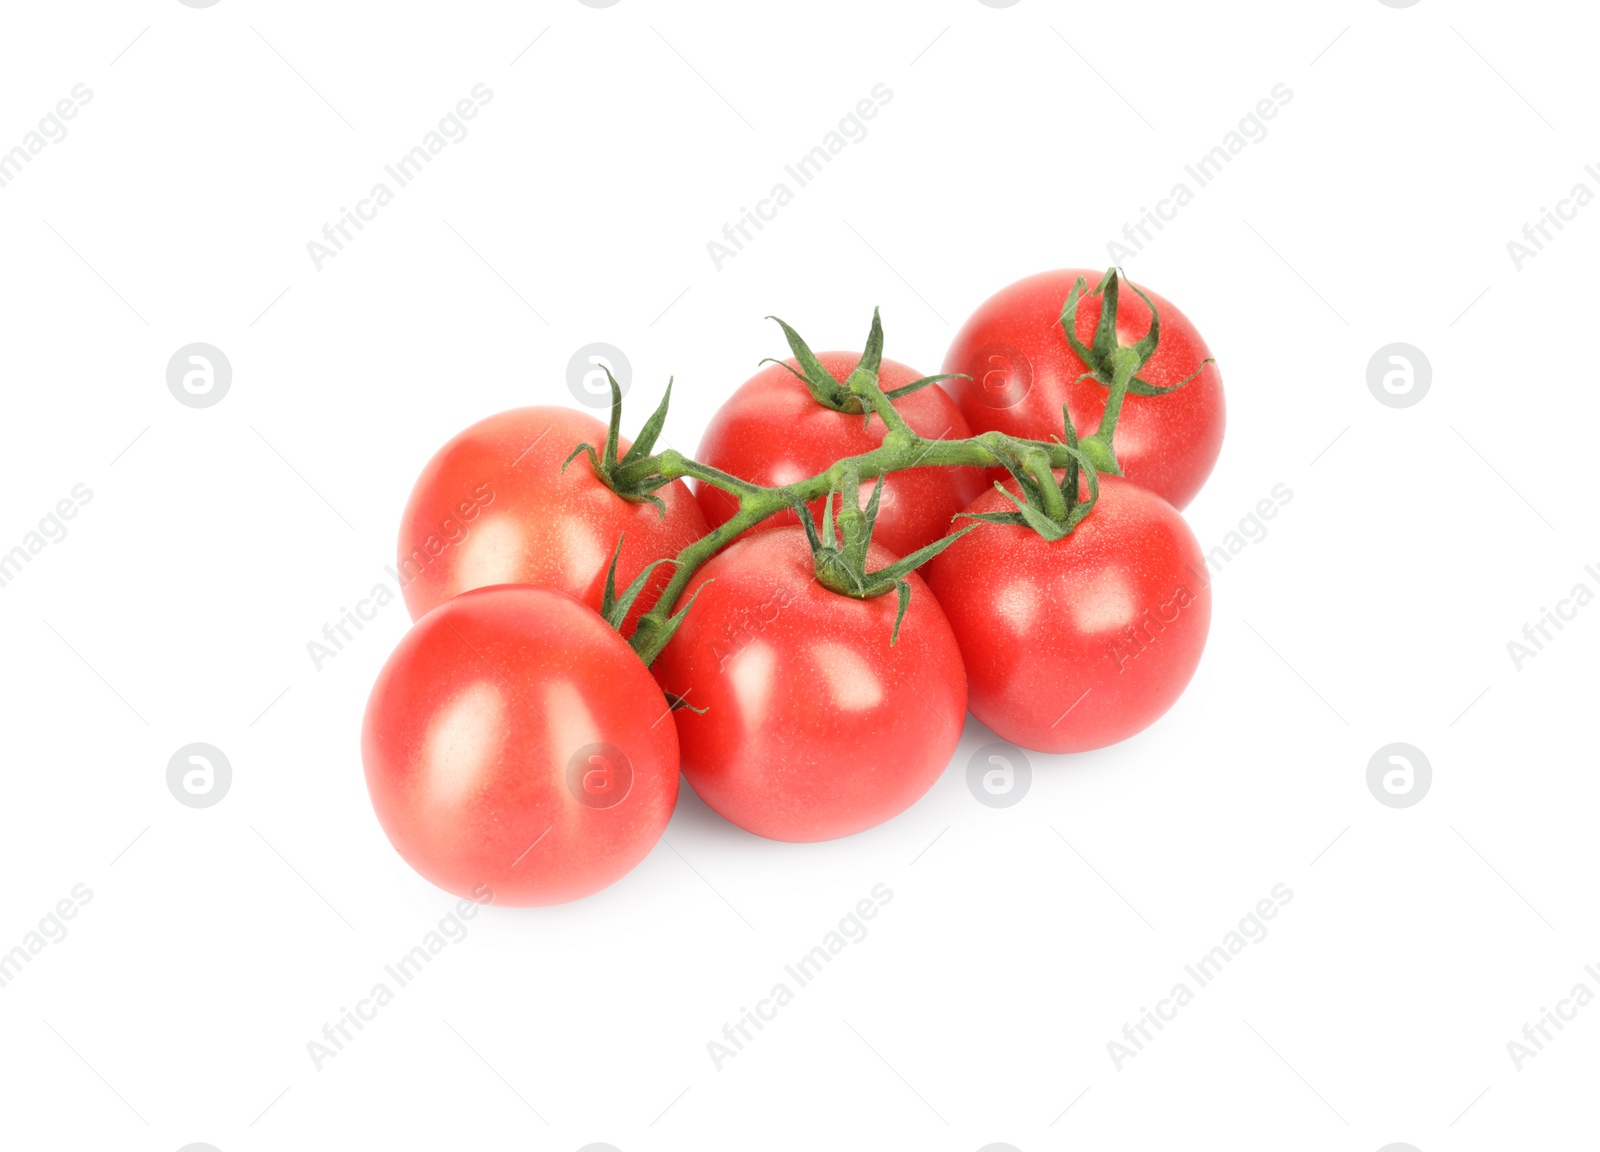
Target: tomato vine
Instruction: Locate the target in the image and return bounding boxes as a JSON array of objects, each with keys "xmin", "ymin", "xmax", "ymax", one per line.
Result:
[{"xmin": 566, "ymin": 269, "xmax": 1208, "ymax": 667}]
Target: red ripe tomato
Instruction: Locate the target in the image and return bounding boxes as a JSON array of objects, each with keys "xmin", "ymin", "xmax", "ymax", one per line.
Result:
[
  {"xmin": 651, "ymin": 527, "xmax": 966, "ymax": 842},
  {"xmin": 944, "ymin": 270, "xmax": 1224, "ymax": 510},
  {"xmin": 924, "ymin": 476, "xmax": 1210, "ymax": 753},
  {"xmin": 398, "ymin": 406, "xmax": 707, "ymax": 631},
  {"xmin": 693, "ymin": 353, "xmax": 984, "ymax": 558},
  {"xmin": 362, "ymin": 585, "xmax": 679, "ymax": 906}
]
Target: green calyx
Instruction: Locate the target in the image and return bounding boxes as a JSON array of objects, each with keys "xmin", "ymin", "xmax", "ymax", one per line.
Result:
[
  {"xmin": 959, "ymin": 405, "xmax": 1100, "ymax": 543},
  {"xmin": 1059, "ymin": 267, "xmax": 1215, "ymax": 475},
  {"xmin": 793, "ymin": 464, "xmax": 975, "ymax": 644},
  {"xmin": 763, "ymin": 309, "xmax": 964, "ymax": 418},
  {"xmin": 597, "ymin": 534, "xmax": 707, "ymax": 668},
  {"xmin": 562, "ymin": 368, "xmax": 680, "ymax": 516}
]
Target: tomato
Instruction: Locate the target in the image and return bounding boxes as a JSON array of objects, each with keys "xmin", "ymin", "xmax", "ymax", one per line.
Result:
[
  {"xmin": 944, "ymin": 270, "xmax": 1224, "ymax": 510},
  {"xmin": 362, "ymin": 585, "xmax": 679, "ymax": 906},
  {"xmin": 651, "ymin": 526, "xmax": 966, "ymax": 842},
  {"xmin": 693, "ymin": 353, "xmax": 984, "ymax": 558},
  {"xmin": 924, "ymin": 475, "xmax": 1210, "ymax": 753},
  {"xmin": 398, "ymin": 406, "xmax": 707, "ymax": 631}
]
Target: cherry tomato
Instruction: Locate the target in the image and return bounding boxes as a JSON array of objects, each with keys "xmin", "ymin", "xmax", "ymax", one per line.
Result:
[
  {"xmin": 652, "ymin": 527, "xmax": 966, "ymax": 842},
  {"xmin": 924, "ymin": 476, "xmax": 1210, "ymax": 753},
  {"xmin": 693, "ymin": 353, "xmax": 983, "ymax": 558},
  {"xmin": 944, "ymin": 270, "xmax": 1224, "ymax": 510},
  {"xmin": 362, "ymin": 585, "xmax": 679, "ymax": 906},
  {"xmin": 398, "ymin": 406, "xmax": 707, "ymax": 631}
]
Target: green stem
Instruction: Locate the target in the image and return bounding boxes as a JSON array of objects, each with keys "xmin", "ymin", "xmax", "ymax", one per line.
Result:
[
  {"xmin": 651, "ymin": 450, "xmax": 763, "ymax": 496},
  {"xmin": 846, "ymin": 360, "xmax": 915, "ymax": 441},
  {"xmin": 629, "ymin": 379, "xmax": 1072, "ymax": 665},
  {"xmin": 1022, "ymin": 448, "xmax": 1067, "ymax": 521}
]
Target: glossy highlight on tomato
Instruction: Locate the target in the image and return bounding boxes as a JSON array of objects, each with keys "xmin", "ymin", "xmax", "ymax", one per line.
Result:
[
  {"xmin": 398, "ymin": 406, "xmax": 707, "ymax": 631},
  {"xmin": 652, "ymin": 527, "xmax": 966, "ymax": 842},
  {"xmin": 945, "ymin": 269, "xmax": 1224, "ymax": 510},
  {"xmin": 925, "ymin": 476, "xmax": 1210, "ymax": 753},
  {"xmin": 693, "ymin": 353, "xmax": 983, "ymax": 558},
  {"xmin": 362, "ymin": 585, "xmax": 679, "ymax": 906}
]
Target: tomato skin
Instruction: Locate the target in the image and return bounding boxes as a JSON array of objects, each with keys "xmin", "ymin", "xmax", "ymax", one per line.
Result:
[
  {"xmin": 693, "ymin": 353, "xmax": 984, "ymax": 558},
  {"xmin": 362, "ymin": 585, "xmax": 679, "ymax": 906},
  {"xmin": 398, "ymin": 406, "xmax": 707, "ymax": 631},
  {"xmin": 652, "ymin": 528, "xmax": 966, "ymax": 843},
  {"xmin": 944, "ymin": 270, "xmax": 1224, "ymax": 510},
  {"xmin": 924, "ymin": 476, "xmax": 1210, "ymax": 753}
]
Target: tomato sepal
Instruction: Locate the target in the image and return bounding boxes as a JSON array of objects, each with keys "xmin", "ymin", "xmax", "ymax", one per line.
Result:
[
  {"xmin": 763, "ymin": 309, "xmax": 897, "ymax": 419},
  {"xmin": 791, "ymin": 467, "xmax": 975, "ymax": 644},
  {"xmin": 958, "ymin": 405, "xmax": 1102, "ymax": 542},
  {"xmin": 561, "ymin": 368, "xmax": 683, "ymax": 517},
  {"xmin": 599, "ymin": 534, "xmax": 679, "ymax": 632},
  {"xmin": 1059, "ymin": 269, "xmax": 1217, "ymax": 462},
  {"xmin": 883, "ymin": 371, "xmax": 967, "ymax": 400},
  {"xmin": 630, "ymin": 577, "xmax": 713, "ymax": 667}
]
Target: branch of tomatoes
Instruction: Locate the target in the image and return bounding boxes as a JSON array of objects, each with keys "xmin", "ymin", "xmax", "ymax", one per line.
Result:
[{"xmin": 369, "ymin": 264, "xmax": 1227, "ymax": 902}]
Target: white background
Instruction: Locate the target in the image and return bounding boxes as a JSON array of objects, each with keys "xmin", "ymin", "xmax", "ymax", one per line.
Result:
[{"xmin": 0, "ymin": 1, "xmax": 1594, "ymax": 1149}]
